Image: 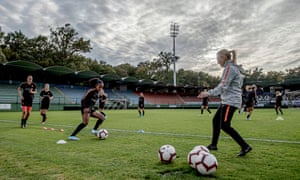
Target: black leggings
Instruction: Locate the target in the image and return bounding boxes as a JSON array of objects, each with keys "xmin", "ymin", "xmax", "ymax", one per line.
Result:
[{"xmin": 211, "ymin": 105, "xmax": 249, "ymax": 149}]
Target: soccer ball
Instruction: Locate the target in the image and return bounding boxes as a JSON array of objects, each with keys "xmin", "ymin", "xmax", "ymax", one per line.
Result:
[
  {"xmin": 187, "ymin": 149, "xmax": 208, "ymax": 168},
  {"xmin": 194, "ymin": 153, "xmax": 218, "ymax": 175},
  {"xmin": 158, "ymin": 145, "xmax": 176, "ymax": 163},
  {"xmin": 192, "ymin": 145, "xmax": 210, "ymax": 153},
  {"xmin": 97, "ymin": 128, "xmax": 108, "ymax": 140}
]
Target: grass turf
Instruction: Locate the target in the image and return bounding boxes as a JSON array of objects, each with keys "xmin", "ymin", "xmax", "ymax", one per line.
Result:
[{"xmin": 0, "ymin": 109, "xmax": 299, "ymax": 179}]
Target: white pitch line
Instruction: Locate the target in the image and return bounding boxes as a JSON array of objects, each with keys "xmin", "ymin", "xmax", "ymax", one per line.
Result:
[{"xmin": 1, "ymin": 119, "xmax": 300, "ymax": 144}]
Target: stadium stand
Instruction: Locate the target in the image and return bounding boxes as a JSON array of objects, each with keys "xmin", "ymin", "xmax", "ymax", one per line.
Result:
[{"xmin": 141, "ymin": 92, "xmax": 184, "ymax": 105}]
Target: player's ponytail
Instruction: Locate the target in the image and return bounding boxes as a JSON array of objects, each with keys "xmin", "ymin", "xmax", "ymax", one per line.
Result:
[
  {"xmin": 230, "ymin": 50, "xmax": 237, "ymax": 64},
  {"xmin": 217, "ymin": 49, "xmax": 237, "ymax": 64}
]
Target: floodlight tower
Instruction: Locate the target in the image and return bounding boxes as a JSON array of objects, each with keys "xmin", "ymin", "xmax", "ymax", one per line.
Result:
[{"xmin": 170, "ymin": 22, "xmax": 179, "ymax": 87}]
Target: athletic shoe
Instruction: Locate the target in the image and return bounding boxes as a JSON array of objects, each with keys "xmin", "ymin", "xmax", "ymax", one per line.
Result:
[
  {"xmin": 237, "ymin": 145, "xmax": 252, "ymax": 157},
  {"xmin": 207, "ymin": 144, "xmax": 218, "ymax": 150},
  {"xmin": 68, "ymin": 136, "xmax": 80, "ymax": 141},
  {"xmin": 91, "ymin": 129, "xmax": 98, "ymax": 135}
]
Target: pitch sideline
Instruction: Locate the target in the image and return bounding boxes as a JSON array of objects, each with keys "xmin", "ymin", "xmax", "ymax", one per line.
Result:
[{"xmin": 0, "ymin": 119, "xmax": 299, "ymax": 144}]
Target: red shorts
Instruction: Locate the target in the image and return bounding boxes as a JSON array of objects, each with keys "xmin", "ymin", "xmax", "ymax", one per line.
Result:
[{"xmin": 22, "ymin": 106, "xmax": 32, "ymax": 112}]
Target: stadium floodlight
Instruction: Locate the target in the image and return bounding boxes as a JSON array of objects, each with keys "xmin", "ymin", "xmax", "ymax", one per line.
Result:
[{"xmin": 170, "ymin": 22, "xmax": 179, "ymax": 87}]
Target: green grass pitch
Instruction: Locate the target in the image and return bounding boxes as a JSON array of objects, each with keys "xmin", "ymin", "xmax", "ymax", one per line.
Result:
[{"xmin": 0, "ymin": 109, "xmax": 299, "ymax": 179}]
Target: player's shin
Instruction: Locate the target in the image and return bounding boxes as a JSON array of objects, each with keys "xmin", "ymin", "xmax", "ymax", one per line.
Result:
[
  {"xmin": 71, "ymin": 123, "xmax": 87, "ymax": 136},
  {"xmin": 93, "ymin": 119, "xmax": 103, "ymax": 130}
]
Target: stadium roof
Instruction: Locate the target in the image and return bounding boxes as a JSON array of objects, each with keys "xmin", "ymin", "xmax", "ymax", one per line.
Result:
[
  {"xmin": 43, "ymin": 66, "xmax": 75, "ymax": 76},
  {"xmin": 100, "ymin": 74, "xmax": 120, "ymax": 82},
  {"xmin": 121, "ymin": 76, "xmax": 138, "ymax": 84},
  {"xmin": 138, "ymin": 79, "xmax": 154, "ymax": 85},
  {"xmin": 4, "ymin": 60, "xmax": 43, "ymax": 72},
  {"xmin": 73, "ymin": 70, "xmax": 101, "ymax": 80}
]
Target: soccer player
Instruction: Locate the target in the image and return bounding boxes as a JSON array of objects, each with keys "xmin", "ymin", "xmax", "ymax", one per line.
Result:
[
  {"xmin": 40, "ymin": 83, "xmax": 54, "ymax": 124},
  {"xmin": 17, "ymin": 75, "xmax": 37, "ymax": 128},
  {"xmin": 197, "ymin": 88, "xmax": 211, "ymax": 115},
  {"xmin": 275, "ymin": 91, "xmax": 283, "ymax": 115},
  {"xmin": 245, "ymin": 85, "xmax": 257, "ymax": 120},
  {"xmin": 238, "ymin": 87, "xmax": 247, "ymax": 114},
  {"xmin": 138, "ymin": 92, "xmax": 145, "ymax": 117},
  {"xmin": 69, "ymin": 78, "xmax": 106, "ymax": 141},
  {"xmin": 98, "ymin": 89, "xmax": 107, "ymax": 112},
  {"xmin": 198, "ymin": 49, "xmax": 252, "ymax": 156}
]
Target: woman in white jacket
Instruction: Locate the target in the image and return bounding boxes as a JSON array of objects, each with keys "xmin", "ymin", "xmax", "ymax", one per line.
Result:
[{"xmin": 198, "ymin": 49, "xmax": 252, "ymax": 157}]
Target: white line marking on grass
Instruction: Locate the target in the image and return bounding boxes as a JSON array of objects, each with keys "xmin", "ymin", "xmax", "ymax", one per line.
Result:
[{"xmin": 1, "ymin": 119, "xmax": 300, "ymax": 144}]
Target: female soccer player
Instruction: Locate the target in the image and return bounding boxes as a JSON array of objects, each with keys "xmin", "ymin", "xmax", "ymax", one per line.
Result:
[
  {"xmin": 245, "ymin": 85, "xmax": 257, "ymax": 120},
  {"xmin": 17, "ymin": 75, "xmax": 37, "ymax": 128},
  {"xmin": 138, "ymin": 92, "xmax": 145, "ymax": 117},
  {"xmin": 99, "ymin": 89, "xmax": 107, "ymax": 112},
  {"xmin": 275, "ymin": 91, "xmax": 283, "ymax": 115},
  {"xmin": 197, "ymin": 88, "xmax": 211, "ymax": 115},
  {"xmin": 40, "ymin": 83, "xmax": 54, "ymax": 124},
  {"xmin": 69, "ymin": 78, "xmax": 106, "ymax": 141},
  {"xmin": 198, "ymin": 49, "xmax": 252, "ymax": 156}
]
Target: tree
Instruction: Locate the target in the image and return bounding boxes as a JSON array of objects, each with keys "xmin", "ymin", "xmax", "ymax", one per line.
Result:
[
  {"xmin": 113, "ymin": 63, "xmax": 136, "ymax": 77},
  {"xmin": 3, "ymin": 30, "xmax": 29, "ymax": 61},
  {"xmin": 49, "ymin": 23, "xmax": 92, "ymax": 66},
  {"xmin": 27, "ymin": 35, "xmax": 54, "ymax": 66}
]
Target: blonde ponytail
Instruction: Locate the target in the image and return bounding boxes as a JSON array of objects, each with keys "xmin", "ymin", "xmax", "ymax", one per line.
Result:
[
  {"xmin": 230, "ymin": 50, "xmax": 237, "ymax": 64},
  {"xmin": 217, "ymin": 49, "xmax": 237, "ymax": 64}
]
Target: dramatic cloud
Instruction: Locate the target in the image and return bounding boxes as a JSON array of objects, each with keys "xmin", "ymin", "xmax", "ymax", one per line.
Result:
[{"xmin": 0, "ymin": 0, "xmax": 299, "ymax": 75}]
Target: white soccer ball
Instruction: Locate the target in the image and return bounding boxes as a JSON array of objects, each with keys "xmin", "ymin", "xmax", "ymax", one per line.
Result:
[
  {"xmin": 194, "ymin": 153, "xmax": 218, "ymax": 175},
  {"xmin": 97, "ymin": 128, "xmax": 108, "ymax": 140},
  {"xmin": 187, "ymin": 149, "xmax": 208, "ymax": 168},
  {"xmin": 192, "ymin": 145, "xmax": 210, "ymax": 153},
  {"xmin": 158, "ymin": 145, "xmax": 176, "ymax": 163}
]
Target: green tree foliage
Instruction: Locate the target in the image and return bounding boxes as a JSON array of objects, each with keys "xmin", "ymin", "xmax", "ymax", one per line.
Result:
[
  {"xmin": 113, "ymin": 63, "xmax": 136, "ymax": 77},
  {"xmin": 3, "ymin": 30, "xmax": 28, "ymax": 61},
  {"xmin": 49, "ymin": 23, "xmax": 92, "ymax": 66}
]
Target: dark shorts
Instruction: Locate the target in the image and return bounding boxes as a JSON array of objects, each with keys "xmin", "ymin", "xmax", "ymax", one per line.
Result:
[
  {"xmin": 41, "ymin": 102, "xmax": 50, "ymax": 110},
  {"xmin": 138, "ymin": 103, "xmax": 144, "ymax": 109},
  {"xmin": 245, "ymin": 102, "xmax": 254, "ymax": 108},
  {"xmin": 81, "ymin": 106, "xmax": 96, "ymax": 115},
  {"xmin": 22, "ymin": 99, "xmax": 33, "ymax": 107},
  {"xmin": 202, "ymin": 102, "xmax": 208, "ymax": 106},
  {"xmin": 99, "ymin": 103, "xmax": 105, "ymax": 109}
]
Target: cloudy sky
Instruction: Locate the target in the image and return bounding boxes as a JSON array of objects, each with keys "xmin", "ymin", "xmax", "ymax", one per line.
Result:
[{"xmin": 0, "ymin": 0, "xmax": 299, "ymax": 75}]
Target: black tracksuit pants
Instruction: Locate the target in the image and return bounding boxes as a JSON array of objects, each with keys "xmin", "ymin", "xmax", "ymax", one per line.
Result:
[{"xmin": 211, "ymin": 104, "xmax": 249, "ymax": 149}]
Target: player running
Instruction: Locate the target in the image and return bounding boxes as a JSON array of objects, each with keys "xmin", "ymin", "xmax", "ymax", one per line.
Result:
[
  {"xmin": 245, "ymin": 85, "xmax": 257, "ymax": 120},
  {"xmin": 197, "ymin": 88, "xmax": 211, "ymax": 115},
  {"xmin": 69, "ymin": 78, "xmax": 106, "ymax": 141},
  {"xmin": 17, "ymin": 75, "xmax": 37, "ymax": 128},
  {"xmin": 275, "ymin": 91, "xmax": 283, "ymax": 116},
  {"xmin": 40, "ymin": 83, "xmax": 54, "ymax": 124},
  {"xmin": 138, "ymin": 92, "xmax": 145, "ymax": 117},
  {"xmin": 198, "ymin": 49, "xmax": 252, "ymax": 156}
]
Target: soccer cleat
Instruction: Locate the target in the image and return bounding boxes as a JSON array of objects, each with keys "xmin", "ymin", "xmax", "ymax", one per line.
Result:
[
  {"xmin": 207, "ymin": 144, "xmax": 218, "ymax": 150},
  {"xmin": 68, "ymin": 136, "xmax": 80, "ymax": 141},
  {"xmin": 237, "ymin": 145, "xmax": 252, "ymax": 157},
  {"xmin": 91, "ymin": 129, "xmax": 98, "ymax": 135}
]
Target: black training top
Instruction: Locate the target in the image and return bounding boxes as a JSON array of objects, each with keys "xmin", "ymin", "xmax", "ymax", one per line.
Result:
[
  {"xmin": 276, "ymin": 95, "xmax": 282, "ymax": 106},
  {"xmin": 40, "ymin": 90, "xmax": 53, "ymax": 104},
  {"xmin": 245, "ymin": 91, "xmax": 257, "ymax": 105},
  {"xmin": 19, "ymin": 82, "xmax": 37, "ymax": 101},
  {"xmin": 139, "ymin": 96, "xmax": 144, "ymax": 104},
  {"xmin": 81, "ymin": 88, "xmax": 99, "ymax": 108}
]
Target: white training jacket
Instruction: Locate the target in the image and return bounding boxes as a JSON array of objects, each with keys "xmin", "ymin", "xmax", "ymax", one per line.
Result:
[{"xmin": 208, "ymin": 60, "xmax": 243, "ymax": 108}]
